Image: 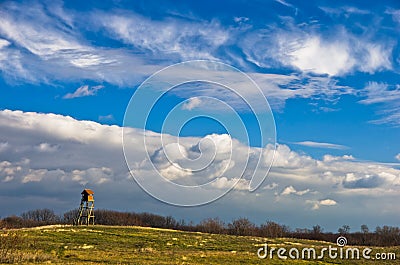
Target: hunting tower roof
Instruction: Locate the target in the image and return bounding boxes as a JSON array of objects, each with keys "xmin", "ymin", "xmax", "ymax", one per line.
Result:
[{"xmin": 81, "ymin": 189, "xmax": 94, "ymax": 195}]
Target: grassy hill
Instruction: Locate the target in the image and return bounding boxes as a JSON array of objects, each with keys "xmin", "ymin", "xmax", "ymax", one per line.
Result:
[{"xmin": 1, "ymin": 225, "xmax": 399, "ymax": 264}]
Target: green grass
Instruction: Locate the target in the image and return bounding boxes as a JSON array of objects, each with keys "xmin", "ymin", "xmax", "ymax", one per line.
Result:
[{"xmin": 1, "ymin": 225, "xmax": 399, "ymax": 264}]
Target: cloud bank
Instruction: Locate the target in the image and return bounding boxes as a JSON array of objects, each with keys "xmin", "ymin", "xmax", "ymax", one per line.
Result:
[{"xmin": 0, "ymin": 110, "xmax": 399, "ymax": 228}]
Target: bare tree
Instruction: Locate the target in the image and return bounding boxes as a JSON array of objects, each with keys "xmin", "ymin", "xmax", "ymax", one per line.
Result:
[
  {"xmin": 198, "ymin": 217, "xmax": 225, "ymax": 234},
  {"xmin": 228, "ymin": 217, "xmax": 255, "ymax": 236},
  {"xmin": 63, "ymin": 209, "xmax": 79, "ymax": 224},
  {"xmin": 21, "ymin": 209, "xmax": 59, "ymax": 223},
  {"xmin": 338, "ymin": 225, "xmax": 350, "ymax": 235},
  {"xmin": 361, "ymin": 224, "xmax": 369, "ymax": 234},
  {"xmin": 258, "ymin": 221, "xmax": 289, "ymax": 238}
]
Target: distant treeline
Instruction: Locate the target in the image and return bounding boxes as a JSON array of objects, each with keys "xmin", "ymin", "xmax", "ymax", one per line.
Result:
[{"xmin": 1, "ymin": 208, "xmax": 399, "ymax": 247}]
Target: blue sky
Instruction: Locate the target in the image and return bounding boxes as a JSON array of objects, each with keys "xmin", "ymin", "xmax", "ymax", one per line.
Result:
[{"xmin": 0, "ymin": 0, "xmax": 400, "ymax": 231}]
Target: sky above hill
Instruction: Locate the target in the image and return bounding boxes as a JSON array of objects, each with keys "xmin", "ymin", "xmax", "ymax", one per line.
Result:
[{"xmin": 0, "ymin": 0, "xmax": 400, "ymax": 231}]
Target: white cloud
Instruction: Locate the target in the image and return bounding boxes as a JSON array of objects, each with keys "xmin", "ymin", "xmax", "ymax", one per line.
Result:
[
  {"xmin": 317, "ymin": 106, "xmax": 341, "ymax": 113},
  {"xmin": 99, "ymin": 114, "xmax": 115, "ymax": 122},
  {"xmin": 293, "ymin": 141, "xmax": 348, "ymax": 150},
  {"xmin": 263, "ymin": 182, "xmax": 278, "ymax": 190},
  {"xmin": 94, "ymin": 11, "xmax": 228, "ymax": 60},
  {"xmin": 319, "ymin": 199, "xmax": 337, "ymax": 206},
  {"xmin": 159, "ymin": 163, "xmax": 193, "ymax": 181},
  {"xmin": 359, "ymin": 44, "xmax": 392, "ymax": 74},
  {"xmin": 284, "ymin": 33, "xmax": 392, "ymax": 76},
  {"xmin": 289, "ymin": 36, "xmax": 354, "ymax": 76},
  {"xmin": 0, "ymin": 142, "xmax": 8, "ymax": 153},
  {"xmin": 138, "ymin": 63, "xmax": 354, "ymax": 112},
  {"xmin": 281, "ymin": 185, "xmax": 310, "ymax": 196},
  {"xmin": 0, "ymin": 109, "xmax": 399, "ymax": 225},
  {"xmin": 233, "ymin": 17, "xmax": 249, "ymax": 23},
  {"xmin": 64, "ymin": 85, "xmax": 104, "ymax": 99},
  {"xmin": 323, "ymin": 154, "xmax": 354, "ymax": 162},
  {"xmin": 0, "ymin": 160, "xmax": 22, "ymax": 183},
  {"xmin": 396, "ymin": 154, "xmax": 400, "ymax": 161},
  {"xmin": 387, "ymin": 9, "xmax": 400, "ymax": 25},
  {"xmin": 0, "ymin": 2, "xmax": 160, "ymax": 85},
  {"xmin": 35, "ymin": 143, "xmax": 59, "ymax": 153},
  {"xmin": 267, "ymin": 142, "xmax": 400, "ymax": 196},
  {"xmin": 359, "ymin": 82, "xmax": 400, "ymax": 125},
  {"xmin": 308, "ymin": 199, "xmax": 337, "ymax": 210},
  {"xmin": 211, "ymin": 177, "xmax": 249, "ymax": 190},
  {"xmin": 0, "ymin": 2, "xmax": 111, "ymax": 69},
  {"xmin": 296, "ymin": 189, "xmax": 310, "ymax": 196},
  {"xmin": 0, "ymin": 39, "xmax": 10, "ymax": 49},
  {"xmin": 320, "ymin": 6, "xmax": 370, "ymax": 16},
  {"xmin": 22, "ymin": 169, "xmax": 46, "ymax": 183},
  {"xmin": 275, "ymin": 0, "xmax": 294, "ymax": 8},
  {"xmin": 343, "ymin": 173, "xmax": 384, "ymax": 189},
  {"xmin": 241, "ymin": 22, "xmax": 392, "ymax": 76},
  {"xmin": 281, "ymin": 185, "xmax": 296, "ymax": 195},
  {"xmin": 253, "ymin": 73, "xmax": 355, "ymax": 109},
  {"xmin": 2, "ymin": 175, "xmax": 14, "ymax": 182},
  {"xmin": 269, "ymin": 144, "xmax": 315, "ymax": 168},
  {"xmin": 0, "ymin": 1, "xmax": 362, "ymax": 113},
  {"xmin": 359, "ymin": 82, "xmax": 400, "ymax": 105},
  {"xmin": 71, "ymin": 167, "xmax": 113, "ymax": 185},
  {"xmin": 181, "ymin": 97, "xmax": 202, "ymax": 110}
]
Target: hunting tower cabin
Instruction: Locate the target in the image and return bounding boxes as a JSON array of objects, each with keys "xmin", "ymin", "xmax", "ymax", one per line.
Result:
[{"xmin": 75, "ymin": 189, "xmax": 95, "ymax": 225}]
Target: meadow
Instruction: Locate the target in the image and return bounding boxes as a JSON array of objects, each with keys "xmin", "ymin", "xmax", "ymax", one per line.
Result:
[{"xmin": 0, "ymin": 225, "xmax": 399, "ymax": 264}]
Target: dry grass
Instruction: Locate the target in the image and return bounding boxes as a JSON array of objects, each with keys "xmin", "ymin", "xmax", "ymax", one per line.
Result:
[
  {"xmin": 0, "ymin": 225, "xmax": 398, "ymax": 264},
  {"xmin": 0, "ymin": 231, "xmax": 54, "ymax": 263}
]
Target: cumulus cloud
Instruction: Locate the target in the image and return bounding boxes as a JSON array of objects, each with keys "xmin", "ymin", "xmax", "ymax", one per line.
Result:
[
  {"xmin": 266, "ymin": 143, "xmax": 400, "ymax": 201},
  {"xmin": 0, "ymin": 109, "xmax": 399, "ymax": 223},
  {"xmin": 308, "ymin": 199, "xmax": 337, "ymax": 210},
  {"xmin": 396, "ymin": 154, "xmax": 400, "ymax": 161},
  {"xmin": 211, "ymin": 177, "xmax": 249, "ymax": 190},
  {"xmin": 320, "ymin": 199, "xmax": 337, "ymax": 206},
  {"xmin": 280, "ymin": 185, "xmax": 310, "ymax": 196},
  {"xmin": 1, "ymin": 109, "xmax": 399, "ymax": 197},
  {"xmin": 343, "ymin": 173, "xmax": 384, "ymax": 189},
  {"xmin": 136, "ymin": 134, "xmax": 238, "ymax": 188},
  {"xmin": 322, "ymin": 154, "xmax": 354, "ymax": 162}
]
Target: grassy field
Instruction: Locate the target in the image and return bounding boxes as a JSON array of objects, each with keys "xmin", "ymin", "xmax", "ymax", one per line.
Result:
[{"xmin": 0, "ymin": 225, "xmax": 399, "ymax": 264}]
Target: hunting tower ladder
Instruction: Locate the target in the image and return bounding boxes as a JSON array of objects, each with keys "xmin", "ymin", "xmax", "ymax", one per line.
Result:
[{"xmin": 75, "ymin": 189, "xmax": 95, "ymax": 225}]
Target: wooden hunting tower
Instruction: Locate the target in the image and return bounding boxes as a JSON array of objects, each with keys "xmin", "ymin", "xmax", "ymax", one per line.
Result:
[{"xmin": 75, "ymin": 189, "xmax": 95, "ymax": 225}]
